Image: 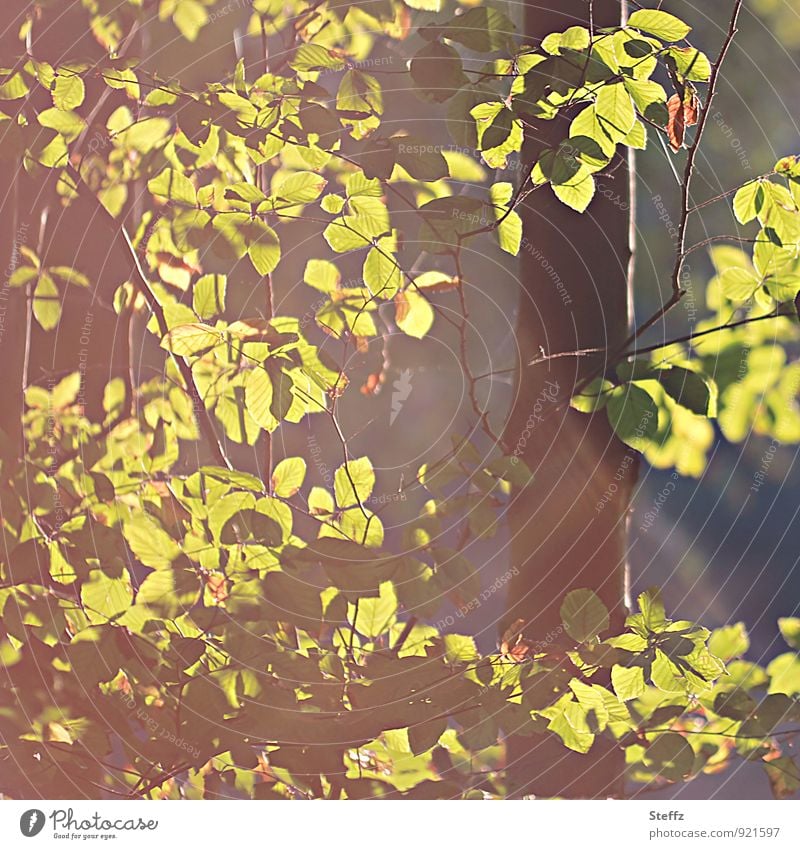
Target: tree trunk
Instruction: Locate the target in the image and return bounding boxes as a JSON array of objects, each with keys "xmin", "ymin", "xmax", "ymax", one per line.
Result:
[{"xmin": 502, "ymin": 0, "xmax": 637, "ymax": 798}]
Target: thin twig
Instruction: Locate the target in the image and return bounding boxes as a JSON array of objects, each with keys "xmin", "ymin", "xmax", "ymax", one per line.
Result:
[
  {"xmin": 564, "ymin": 0, "xmax": 746, "ymax": 404},
  {"xmin": 63, "ymin": 165, "xmax": 232, "ymax": 469},
  {"xmin": 529, "ymin": 309, "xmax": 794, "ymax": 370}
]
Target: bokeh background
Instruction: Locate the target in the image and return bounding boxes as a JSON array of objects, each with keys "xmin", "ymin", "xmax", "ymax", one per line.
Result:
[{"xmin": 208, "ymin": 0, "xmax": 800, "ymax": 796}]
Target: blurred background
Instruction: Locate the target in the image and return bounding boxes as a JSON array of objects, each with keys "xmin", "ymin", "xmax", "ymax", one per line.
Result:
[
  {"xmin": 623, "ymin": 0, "xmax": 800, "ymax": 798},
  {"xmin": 8, "ymin": 0, "xmax": 798, "ymax": 798},
  {"xmin": 217, "ymin": 1, "xmax": 800, "ymax": 795}
]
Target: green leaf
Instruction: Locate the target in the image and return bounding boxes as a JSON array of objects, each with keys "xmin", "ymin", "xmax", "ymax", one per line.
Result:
[
  {"xmin": 352, "ymin": 581, "xmax": 397, "ymax": 638},
  {"xmin": 606, "ymin": 383, "xmax": 659, "ymax": 450},
  {"xmin": 321, "ymin": 194, "xmax": 345, "ymax": 214},
  {"xmin": 323, "ymin": 217, "xmax": 374, "ymax": 253},
  {"xmin": 658, "ymin": 367, "xmax": 716, "ymax": 416},
  {"xmin": 304, "ymin": 258, "xmax": 341, "ymax": 293},
  {"xmin": 363, "ymin": 247, "xmax": 402, "ymax": 298},
  {"xmin": 733, "ymin": 180, "xmax": 764, "ymax": 225},
  {"xmin": 767, "ymin": 652, "xmax": 800, "ymax": 695},
  {"xmin": 102, "ymin": 66, "xmax": 139, "ymax": 98},
  {"xmin": 245, "ymin": 367, "xmax": 277, "ymax": 432},
  {"xmin": 124, "ymin": 514, "xmax": 180, "ymax": 569},
  {"xmin": 290, "ymin": 44, "xmax": 346, "ymax": 73},
  {"xmin": 431, "ymin": 7, "xmax": 515, "ymax": 54},
  {"xmin": 81, "ymin": 570, "xmax": 132, "ymax": 624},
  {"xmin": 308, "ymin": 486, "xmax": 335, "ymax": 517},
  {"xmin": 49, "ymin": 266, "xmax": 88, "ymax": 287},
  {"xmin": 667, "ymin": 46, "xmax": 711, "ymax": 82},
  {"xmin": 489, "ymin": 182, "xmax": 522, "ymax": 255},
  {"xmin": 8, "ymin": 265, "xmax": 37, "ymax": 288},
  {"xmin": 560, "ymin": 588, "xmax": 610, "ymax": 642},
  {"xmin": 274, "ymin": 171, "xmax": 327, "ymax": 204},
  {"xmin": 161, "ymin": 323, "xmax": 221, "ymax": 356},
  {"xmin": 52, "ymin": 73, "xmax": 85, "ymax": 110},
  {"xmin": 719, "ymin": 266, "xmax": 760, "ymax": 302},
  {"xmin": 595, "ymin": 83, "xmax": 636, "ymax": 141},
  {"xmin": 32, "ymin": 272, "xmax": 61, "ymax": 331},
  {"xmin": 543, "ymin": 26, "xmax": 590, "ymax": 55},
  {"xmin": 642, "ymin": 732, "xmax": 695, "ymax": 781},
  {"xmin": 193, "ymin": 274, "xmax": 227, "ymax": 319},
  {"xmin": 148, "ymin": 167, "xmax": 197, "ymax": 206},
  {"xmin": 49, "ymin": 542, "xmax": 76, "ymax": 585},
  {"xmin": 778, "ymin": 617, "xmax": 800, "ymax": 650},
  {"xmin": 443, "ymin": 634, "xmax": 479, "ymax": 664},
  {"xmin": 552, "ymin": 172, "xmax": 596, "ymax": 213},
  {"xmin": 247, "ymin": 221, "xmax": 281, "ymax": 275},
  {"xmin": 226, "ymin": 182, "xmax": 267, "ymax": 204},
  {"xmin": 115, "ymin": 116, "xmax": 171, "ymax": 152},
  {"xmin": 624, "ymin": 120, "xmax": 647, "ymax": 150},
  {"xmin": 137, "ymin": 562, "xmax": 200, "ymax": 619},
  {"xmin": 569, "ymin": 680, "xmax": 613, "ymax": 731},
  {"xmin": 391, "ymin": 135, "xmax": 449, "ymax": 182},
  {"xmin": 0, "ymin": 70, "xmax": 29, "ymax": 100},
  {"xmin": 395, "ymin": 289, "xmax": 434, "ymax": 339},
  {"xmin": 710, "ymin": 244, "xmax": 753, "ymax": 274},
  {"xmin": 628, "ymin": 9, "xmax": 691, "ymax": 42},
  {"xmin": 199, "ymin": 466, "xmax": 264, "ymax": 491},
  {"xmin": 409, "ymin": 40, "xmax": 468, "ymax": 103},
  {"xmin": 173, "ymin": 0, "xmax": 209, "ymax": 41},
  {"xmin": 37, "ymin": 107, "xmax": 85, "ymax": 141},
  {"xmin": 272, "ymin": 457, "xmax": 307, "ymax": 498},
  {"xmin": 611, "ymin": 664, "xmax": 646, "ymax": 701},
  {"xmin": 337, "ymin": 70, "xmax": 382, "ymax": 140},
  {"xmin": 571, "ymin": 378, "xmax": 614, "ymax": 413},
  {"xmin": 335, "ymin": 456, "xmax": 375, "ymax": 508},
  {"xmin": 52, "ymin": 373, "xmax": 80, "ymax": 408},
  {"xmin": 708, "ymin": 623, "xmax": 750, "ymax": 661},
  {"xmin": 545, "ymin": 699, "xmax": 595, "ymax": 753},
  {"xmin": 404, "ymin": 0, "xmax": 442, "ymax": 9},
  {"xmin": 624, "ymin": 78, "xmax": 669, "ymax": 124},
  {"xmin": 638, "ymin": 587, "xmax": 667, "ymax": 632}
]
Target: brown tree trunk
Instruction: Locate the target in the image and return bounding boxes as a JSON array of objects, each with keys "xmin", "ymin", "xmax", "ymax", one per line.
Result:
[{"xmin": 502, "ymin": 0, "xmax": 637, "ymax": 798}]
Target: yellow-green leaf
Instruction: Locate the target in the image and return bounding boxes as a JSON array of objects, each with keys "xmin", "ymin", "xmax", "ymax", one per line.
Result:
[
  {"xmin": 193, "ymin": 274, "xmax": 227, "ymax": 319},
  {"xmin": 335, "ymin": 456, "xmax": 375, "ymax": 508},
  {"xmin": 52, "ymin": 73, "xmax": 85, "ymax": 110},
  {"xmin": 272, "ymin": 457, "xmax": 307, "ymax": 498},
  {"xmin": 628, "ymin": 9, "xmax": 691, "ymax": 42}
]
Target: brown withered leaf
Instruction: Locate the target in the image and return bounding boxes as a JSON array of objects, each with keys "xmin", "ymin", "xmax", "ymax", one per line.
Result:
[
  {"xmin": 764, "ymin": 753, "xmax": 800, "ymax": 799},
  {"xmin": 666, "ymin": 93, "xmax": 700, "ymax": 152},
  {"xmin": 500, "ymin": 617, "xmax": 532, "ymax": 663},
  {"xmin": 360, "ymin": 373, "xmax": 382, "ymax": 396},
  {"xmin": 205, "ymin": 572, "xmax": 229, "ymax": 604}
]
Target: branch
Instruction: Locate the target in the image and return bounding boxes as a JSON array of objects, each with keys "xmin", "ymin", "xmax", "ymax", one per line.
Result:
[
  {"xmin": 687, "ymin": 171, "xmax": 775, "ymax": 215},
  {"xmin": 65, "ymin": 165, "xmax": 232, "ymax": 470},
  {"xmin": 562, "ymin": 0, "xmax": 747, "ymax": 406},
  {"xmin": 671, "ymin": 0, "xmax": 745, "ymax": 293},
  {"xmin": 619, "ymin": 0, "xmax": 745, "ymax": 355},
  {"xmin": 620, "ymin": 307, "xmax": 794, "ymax": 360},
  {"xmin": 530, "ymin": 308, "xmax": 795, "ymax": 369}
]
